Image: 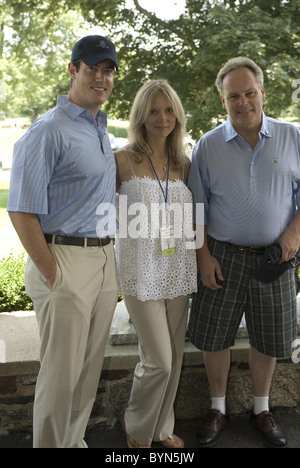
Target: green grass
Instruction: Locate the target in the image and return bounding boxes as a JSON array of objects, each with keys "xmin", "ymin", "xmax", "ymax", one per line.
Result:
[
  {"xmin": 0, "ymin": 179, "xmax": 9, "ymax": 225},
  {"xmin": 0, "ymin": 179, "xmax": 9, "ymax": 190},
  {"xmin": 0, "ymin": 180, "xmax": 9, "ymax": 230},
  {"xmin": 0, "ymin": 188, "xmax": 8, "ymax": 209}
]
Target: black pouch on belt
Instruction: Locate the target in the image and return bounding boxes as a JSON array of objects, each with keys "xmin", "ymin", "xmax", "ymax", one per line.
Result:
[{"xmin": 253, "ymin": 243, "xmax": 300, "ymax": 283}]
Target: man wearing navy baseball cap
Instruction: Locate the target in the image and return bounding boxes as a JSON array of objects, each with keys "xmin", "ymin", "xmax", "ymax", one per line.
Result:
[
  {"xmin": 68, "ymin": 35, "xmax": 118, "ymax": 117},
  {"xmin": 8, "ymin": 35, "xmax": 119, "ymax": 447},
  {"xmin": 71, "ymin": 35, "xmax": 118, "ymax": 71}
]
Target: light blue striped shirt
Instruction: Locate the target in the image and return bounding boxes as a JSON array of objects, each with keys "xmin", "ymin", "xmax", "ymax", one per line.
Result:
[
  {"xmin": 188, "ymin": 113, "xmax": 300, "ymax": 247},
  {"xmin": 7, "ymin": 95, "xmax": 116, "ymax": 237}
]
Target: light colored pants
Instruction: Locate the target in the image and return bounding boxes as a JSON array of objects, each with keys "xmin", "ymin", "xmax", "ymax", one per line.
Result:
[
  {"xmin": 124, "ymin": 294, "xmax": 189, "ymax": 446},
  {"xmin": 25, "ymin": 242, "xmax": 118, "ymax": 448}
]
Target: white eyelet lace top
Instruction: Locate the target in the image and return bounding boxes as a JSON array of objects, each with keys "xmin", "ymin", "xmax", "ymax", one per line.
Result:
[{"xmin": 115, "ymin": 175, "xmax": 197, "ymax": 301}]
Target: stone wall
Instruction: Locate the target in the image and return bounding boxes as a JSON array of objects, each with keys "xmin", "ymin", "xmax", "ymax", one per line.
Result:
[
  {"xmin": 90, "ymin": 341, "xmax": 300, "ymax": 431},
  {"xmin": 0, "ymin": 306, "xmax": 300, "ymax": 436}
]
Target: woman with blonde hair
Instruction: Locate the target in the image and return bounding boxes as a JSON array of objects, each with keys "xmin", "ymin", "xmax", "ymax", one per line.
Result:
[{"xmin": 115, "ymin": 79, "xmax": 197, "ymax": 448}]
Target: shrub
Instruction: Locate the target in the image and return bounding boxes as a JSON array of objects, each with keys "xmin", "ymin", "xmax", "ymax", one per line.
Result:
[
  {"xmin": 0, "ymin": 250, "xmax": 123, "ymax": 312},
  {"xmin": 107, "ymin": 124, "xmax": 128, "ymax": 139},
  {"xmin": 0, "ymin": 251, "xmax": 33, "ymax": 312}
]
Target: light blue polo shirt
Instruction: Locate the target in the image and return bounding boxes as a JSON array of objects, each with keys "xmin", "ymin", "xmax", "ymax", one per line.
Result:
[
  {"xmin": 188, "ymin": 113, "xmax": 300, "ymax": 247},
  {"xmin": 7, "ymin": 95, "xmax": 116, "ymax": 238}
]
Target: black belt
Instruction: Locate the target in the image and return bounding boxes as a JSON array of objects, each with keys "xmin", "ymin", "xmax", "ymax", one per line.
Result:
[
  {"xmin": 44, "ymin": 234, "xmax": 111, "ymax": 247},
  {"xmin": 225, "ymin": 242, "xmax": 266, "ymax": 255},
  {"xmin": 209, "ymin": 236, "xmax": 266, "ymax": 255}
]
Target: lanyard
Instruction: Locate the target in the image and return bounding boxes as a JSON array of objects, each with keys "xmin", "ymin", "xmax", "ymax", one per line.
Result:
[{"xmin": 147, "ymin": 152, "xmax": 170, "ymax": 207}]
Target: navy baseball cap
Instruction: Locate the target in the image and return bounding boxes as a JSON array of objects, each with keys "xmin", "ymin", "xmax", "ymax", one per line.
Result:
[{"xmin": 71, "ymin": 35, "xmax": 118, "ymax": 72}]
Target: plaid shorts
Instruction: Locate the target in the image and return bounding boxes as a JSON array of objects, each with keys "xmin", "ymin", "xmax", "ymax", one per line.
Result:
[{"xmin": 187, "ymin": 236, "xmax": 297, "ymax": 358}]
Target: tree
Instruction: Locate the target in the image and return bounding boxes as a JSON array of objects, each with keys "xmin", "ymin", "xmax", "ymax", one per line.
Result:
[
  {"xmin": 0, "ymin": 1, "xmax": 85, "ymax": 121},
  {"xmin": 72, "ymin": 0, "xmax": 300, "ymax": 136},
  {"xmin": 1, "ymin": 0, "xmax": 299, "ymax": 136}
]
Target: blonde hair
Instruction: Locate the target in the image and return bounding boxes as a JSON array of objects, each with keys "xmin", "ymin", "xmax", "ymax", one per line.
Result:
[
  {"xmin": 216, "ymin": 57, "xmax": 264, "ymax": 96},
  {"xmin": 127, "ymin": 79, "xmax": 187, "ymax": 167}
]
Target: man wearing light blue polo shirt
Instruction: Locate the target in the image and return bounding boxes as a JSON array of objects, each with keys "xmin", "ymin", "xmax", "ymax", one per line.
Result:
[
  {"xmin": 7, "ymin": 35, "xmax": 119, "ymax": 448},
  {"xmin": 188, "ymin": 57, "xmax": 300, "ymax": 448}
]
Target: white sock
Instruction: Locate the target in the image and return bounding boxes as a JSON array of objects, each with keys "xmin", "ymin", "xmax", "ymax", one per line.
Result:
[
  {"xmin": 211, "ymin": 395, "xmax": 226, "ymax": 415},
  {"xmin": 253, "ymin": 396, "xmax": 269, "ymax": 415}
]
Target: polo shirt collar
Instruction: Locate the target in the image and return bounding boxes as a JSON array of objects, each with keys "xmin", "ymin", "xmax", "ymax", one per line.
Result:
[
  {"xmin": 57, "ymin": 95, "xmax": 85, "ymax": 120},
  {"xmin": 56, "ymin": 95, "xmax": 106, "ymax": 124},
  {"xmin": 224, "ymin": 111, "xmax": 272, "ymax": 142},
  {"xmin": 260, "ymin": 111, "xmax": 272, "ymax": 138},
  {"xmin": 224, "ymin": 117, "xmax": 238, "ymax": 142}
]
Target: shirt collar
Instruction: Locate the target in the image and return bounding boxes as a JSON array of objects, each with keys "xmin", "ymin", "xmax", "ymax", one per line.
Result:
[
  {"xmin": 224, "ymin": 111, "xmax": 272, "ymax": 142},
  {"xmin": 57, "ymin": 95, "xmax": 85, "ymax": 120},
  {"xmin": 56, "ymin": 95, "xmax": 107, "ymax": 125},
  {"xmin": 260, "ymin": 112, "xmax": 272, "ymax": 138}
]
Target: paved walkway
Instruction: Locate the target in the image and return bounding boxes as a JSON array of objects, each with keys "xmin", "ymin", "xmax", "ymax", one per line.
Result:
[
  {"xmin": 0, "ymin": 169, "xmax": 11, "ymax": 183},
  {"xmin": 1, "ymin": 408, "xmax": 299, "ymax": 449}
]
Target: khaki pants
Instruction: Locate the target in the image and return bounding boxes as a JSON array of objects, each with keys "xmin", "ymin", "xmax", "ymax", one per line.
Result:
[
  {"xmin": 25, "ymin": 242, "xmax": 118, "ymax": 448},
  {"xmin": 123, "ymin": 294, "xmax": 189, "ymax": 446}
]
